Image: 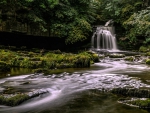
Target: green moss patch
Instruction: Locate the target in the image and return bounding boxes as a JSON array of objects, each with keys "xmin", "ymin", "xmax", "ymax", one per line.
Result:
[
  {"xmin": 139, "ymin": 46, "xmax": 150, "ymax": 52},
  {"xmin": 0, "ymin": 94, "xmax": 29, "ymax": 106},
  {"xmin": 146, "ymin": 59, "xmax": 150, "ymax": 65},
  {"xmin": 124, "ymin": 56, "xmax": 134, "ymax": 61}
]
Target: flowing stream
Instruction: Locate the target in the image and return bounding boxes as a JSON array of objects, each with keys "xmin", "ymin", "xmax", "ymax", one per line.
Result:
[{"xmin": 0, "ymin": 58, "xmax": 150, "ymax": 113}]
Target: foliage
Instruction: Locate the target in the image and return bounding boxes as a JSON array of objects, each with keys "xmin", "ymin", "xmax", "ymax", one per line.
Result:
[
  {"xmin": 0, "ymin": 0, "xmax": 97, "ymax": 44},
  {"xmin": 95, "ymin": 0, "xmax": 148, "ymax": 47},
  {"xmin": 95, "ymin": 0, "xmax": 143, "ymax": 23},
  {"xmin": 123, "ymin": 7, "xmax": 150, "ymax": 44}
]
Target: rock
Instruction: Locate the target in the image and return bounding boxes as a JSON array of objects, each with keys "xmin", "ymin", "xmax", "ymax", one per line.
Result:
[
  {"xmin": 109, "ymin": 54, "xmax": 125, "ymax": 58},
  {"xmin": 146, "ymin": 59, "xmax": 150, "ymax": 65},
  {"xmin": 124, "ymin": 56, "xmax": 134, "ymax": 61}
]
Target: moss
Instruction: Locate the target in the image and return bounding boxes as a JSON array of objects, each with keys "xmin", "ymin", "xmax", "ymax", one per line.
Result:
[
  {"xmin": 3, "ymin": 87, "xmax": 17, "ymax": 94},
  {"xmin": 29, "ymin": 57, "xmax": 41, "ymax": 61},
  {"xmin": 146, "ymin": 59, "xmax": 150, "ymax": 65},
  {"xmin": 56, "ymin": 63, "xmax": 74, "ymax": 68},
  {"xmin": 86, "ymin": 51, "xmax": 99, "ymax": 62},
  {"xmin": 0, "ymin": 94, "xmax": 29, "ymax": 106},
  {"xmin": 0, "ymin": 49, "xmax": 99, "ymax": 70},
  {"xmin": 91, "ymin": 53, "xmax": 99, "ymax": 62},
  {"xmin": 6, "ymin": 94, "xmax": 29, "ymax": 106},
  {"xmin": 124, "ymin": 56, "xmax": 134, "ymax": 61},
  {"xmin": 146, "ymin": 52, "xmax": 150, "ymax": 56},
  {"xmin": 139, "ymin": 46, "xmax": 149, "ymax": 52},
  {"xmin": 122, "ymin": 98, "xmax": 150, "ymax": 109},
  {"xmin": 109, "ymin": 54, "xmax": 125, "ymax": 58},
  {"xmin": 73, "ymin": 54, "xmax": 90, "ymax": 68}
]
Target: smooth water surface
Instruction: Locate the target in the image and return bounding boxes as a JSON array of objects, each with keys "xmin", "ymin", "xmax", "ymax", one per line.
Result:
[{"xmin": 0, "ymin": 59, "xmax": 150, "ymax": 113}]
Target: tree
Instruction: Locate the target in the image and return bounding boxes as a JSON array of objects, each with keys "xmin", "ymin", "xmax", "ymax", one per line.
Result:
[
  {"xmin": 0, "ymin": 0, "xmax": 98, "ymax": 44},
  {"xmin": 123, "ymin": 7, "xmax": 150, "ymax": 44}
]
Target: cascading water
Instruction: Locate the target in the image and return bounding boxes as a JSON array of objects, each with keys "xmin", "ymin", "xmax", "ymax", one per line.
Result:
[{"xmin": 91, "ymin": 20, "xmax": 118, "ymax": 52}]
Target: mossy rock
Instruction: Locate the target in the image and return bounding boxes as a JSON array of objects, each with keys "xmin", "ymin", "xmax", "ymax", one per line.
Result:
[
  {"xmin": 146, "ymin": 52, "xmax": 150, "ymax": 56},
  {"xmin": 73, "ymin": 55, "xmax": 90, "ymax": 68},
  {"xmin": 0, "ymin": 61, "xmax": 11, "ymax": 72},
  {"xmin": 0, "ymin": 94, "xmax": 29, "ymax": 106},
  {"xmin": 56, "ymin": 63, "xmax": 74, "ymax": 68},
  {"xmin": 124, "ymin": 56, "xmax": 134, "ymax": 61},
  {"xmin": 120, "ymin": 98, "xmax": 150, "ymax": 109},
  {"xmin": 146, "ymin": 59, "xmax": 150, "ymax": 65},
  {"xmin": 91, "ymin": 53, "xmax": 99, "ymax": 62},
  {"xmin": 86, "ymin": 51, "xmax": 99, "ymax": 62},
  {"xmin": 109, "ymin": 54, "xmax": 125, "ymax": 58},
  {"xmin": 139, "ymin": 46, "xmax": 149, "ymax": 52},
  {"xmin": 3, "ymin": 87, "xmax": 17, "ymax": 94}
]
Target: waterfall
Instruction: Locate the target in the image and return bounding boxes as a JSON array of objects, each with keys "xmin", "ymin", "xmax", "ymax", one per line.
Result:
[{"xmin": 91, "ymin": 25, "xmax": 118, "ymax": 52}]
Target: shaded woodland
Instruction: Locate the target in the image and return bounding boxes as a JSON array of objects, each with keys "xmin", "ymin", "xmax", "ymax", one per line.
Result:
[{"xmin": 0, "ymin": 0, "xmax": 150, "ymax": 49}]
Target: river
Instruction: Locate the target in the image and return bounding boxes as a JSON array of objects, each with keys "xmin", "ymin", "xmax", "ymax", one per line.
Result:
[{"xmin": 0, "ymin": 57, "xmax": 150, "ymax": 113}]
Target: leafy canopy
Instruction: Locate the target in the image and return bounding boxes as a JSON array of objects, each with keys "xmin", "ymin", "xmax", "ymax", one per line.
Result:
[{"xmin": 0, "ymin": 0, "xmax": 97, "ymax": 44}]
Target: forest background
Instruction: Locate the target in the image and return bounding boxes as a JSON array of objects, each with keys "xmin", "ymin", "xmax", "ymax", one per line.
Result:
[{"xmin": 0, "ymin": 0, "xmax": 150, "ymax": 50}]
